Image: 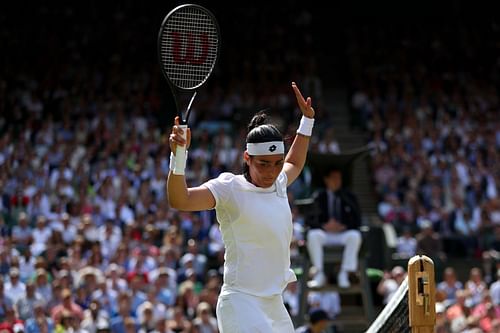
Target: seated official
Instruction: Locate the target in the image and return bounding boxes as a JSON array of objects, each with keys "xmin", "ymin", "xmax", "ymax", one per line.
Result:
[{"xmin": 307, "ymin": 168, "xmax": 362, "ymax": 288}]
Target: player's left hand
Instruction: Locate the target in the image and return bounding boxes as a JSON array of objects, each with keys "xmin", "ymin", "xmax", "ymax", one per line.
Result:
[{"xmin": 291, "ymin": 82, "xmax": 315, "ymax": 119}]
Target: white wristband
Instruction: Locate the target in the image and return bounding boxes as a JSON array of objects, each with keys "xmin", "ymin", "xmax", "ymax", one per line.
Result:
[
  {"xmin": 172, "ymin": 149, "xmax": 189, "ymax": 175},
  {"xmin": 169, "ymin": 152, "xmax": 176, "ymax": 172},
  {"xmin": 296, "ymin": 116, "xmax": 314, "ymax": 136}
]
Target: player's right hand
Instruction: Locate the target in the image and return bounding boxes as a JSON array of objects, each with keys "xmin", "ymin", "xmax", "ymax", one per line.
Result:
[{"xmin": 169, "ymin": 116, "xmax": 191, "ymax": 154}]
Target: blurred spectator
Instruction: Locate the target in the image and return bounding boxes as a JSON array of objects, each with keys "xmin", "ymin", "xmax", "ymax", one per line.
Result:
[
  {"xmin": 470, "ymin": 291, "xmax": 500, "ymax": 333},
  {"xmin": 166, "ymin": 306, "xmax": 191, "ymax": 333},
  {"xmin": 307, "ymin": 291, "xmax": 340, "ymax": 322},
  {"xmin": 395, "ymin": 227, "xmax": 417, "ymax": 259},
  {"xmin": 80, "ymin": 299, "xmax": 109, "ymax": 333},
  {"xmin": 446, "ymin": 289, "xmax": 472, "ymax": 322},
  {"xmin": 15, "ymin": 282, "xmax": 43, "ymax": 321},
  {"xmin": 437, "ymin": 267, "xmax": 463, "ymax": 308},
  {"xmin": 136, "ymin": 301, "xmax": 156, "ymax": 333},
  {"xmin": 465, "ymin": 268, "xmax": 488, "ymax": 307},
  {"xmin": 11, "ymin": 212, "xmax": 32, "ymax": 250},
  {"xmin": 4, "ymin": 268, "xmax": 25, "ymax": 305},
  {"xmin": 0, "ymin": 276, "xmax": 13, "ymax": 321},
  {"xmin": 376, "ymin": 266, "xmax": 406, "ymax": 305},
  {"xmin": 191, "ymin": 302, "xmax": 218, "ymax": 333},
  {"xmin": 50, "ymin": 288, "xmax": 83, "ymax": 323},
  {"xmin": 491, "ymin": 269, "xmax": 500, "ymax": 306}
]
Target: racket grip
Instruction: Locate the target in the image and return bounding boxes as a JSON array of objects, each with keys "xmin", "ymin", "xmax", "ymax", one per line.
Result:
[{"xmin": 173, "ymin": 124, "xmax": 188, "ymax": 175}]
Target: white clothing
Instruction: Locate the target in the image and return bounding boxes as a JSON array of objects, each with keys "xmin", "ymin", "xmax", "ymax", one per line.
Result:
[
  {"xmin": 396, "ymin": 236, "xmax": 417, "ymax": 258},
  {"xmin": 203, "ymin": 172, "xmax": 296, "ymax": 297},
  {"xmin": 216, "ymin": 291, "xmax": 294, "ymax": 333},
  {"xmin": 307, "ymin": 229, "xmax": 362, "ymax": 273},
  {"xmin": 4, "ymin": 281, "xmax": 26, "ymax": 304},
  {"xmin": 380, "ymin": 279, "xmax": 399, "ymax": 305},
  {"xmin": 490, "ymin": 280, "xmax": 500, "ymax": 306}
]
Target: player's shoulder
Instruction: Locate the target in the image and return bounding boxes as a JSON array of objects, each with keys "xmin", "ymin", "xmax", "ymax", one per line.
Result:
[
  {"xmin": 208, "ymin": 172, "xmax": 238, "ymax": 187},
  {"xmin": 216, "ymin": 172, "xmax": 236, "ymax": 182}
]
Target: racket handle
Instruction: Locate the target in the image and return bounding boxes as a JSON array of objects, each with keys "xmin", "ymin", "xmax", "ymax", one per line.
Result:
[{"xmin": 173, "ymin": 124, "xmax": 188, "ymax": 175}]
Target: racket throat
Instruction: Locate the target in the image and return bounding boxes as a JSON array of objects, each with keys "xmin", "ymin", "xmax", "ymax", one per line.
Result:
[{"xmin": 183, "ymin": 91, "xmax": 197, "ymax": 124}]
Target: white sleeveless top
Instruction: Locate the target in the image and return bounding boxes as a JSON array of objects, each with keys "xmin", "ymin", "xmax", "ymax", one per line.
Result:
[{"xmin": 203, "ymin": 171, "xmax": 296, "ymax": 297}]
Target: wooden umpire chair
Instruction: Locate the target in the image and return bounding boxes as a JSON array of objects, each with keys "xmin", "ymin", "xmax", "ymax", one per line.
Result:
[{"xmin": 292, "ymin": 199, "xmax": 375, "ymax": 333}]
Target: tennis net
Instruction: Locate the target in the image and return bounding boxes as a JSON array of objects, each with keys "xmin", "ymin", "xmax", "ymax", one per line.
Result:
[{"xmin": 365, "ymin": 277, "xmax": 410, "ymax": 333}]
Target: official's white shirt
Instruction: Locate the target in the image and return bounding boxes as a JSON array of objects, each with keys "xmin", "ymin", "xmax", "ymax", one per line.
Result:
[{"xmin": 204, "ymin": 171, "xmax": 296, "ymax": 297}]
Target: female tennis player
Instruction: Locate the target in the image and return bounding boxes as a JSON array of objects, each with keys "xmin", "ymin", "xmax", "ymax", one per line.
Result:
[{"xmin": 167, "ymin": 82, "xmax": 315, "ymax": 332}]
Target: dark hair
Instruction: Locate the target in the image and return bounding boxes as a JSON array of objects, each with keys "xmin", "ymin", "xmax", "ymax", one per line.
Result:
[
  {"xmin": 244, "ymin": 111, "xmax": 283, "ymax": 181},
  {"xmin": 246, "ymin": 111, "xmax": 282, "ymax": 143}
]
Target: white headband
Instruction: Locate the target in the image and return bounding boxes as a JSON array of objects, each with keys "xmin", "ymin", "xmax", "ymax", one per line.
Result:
[{"xmin": 246, "ymin": 141, "xmax": 284, "ymax": 155}]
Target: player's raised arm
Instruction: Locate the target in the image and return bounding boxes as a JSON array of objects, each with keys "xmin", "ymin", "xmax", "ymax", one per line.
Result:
[{"xmin": 283, "ymin": 81, "xmax": 315, "ymax": 186}]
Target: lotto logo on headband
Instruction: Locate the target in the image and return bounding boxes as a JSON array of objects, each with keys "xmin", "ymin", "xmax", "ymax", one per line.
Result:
[{"xmin": 247, "ymin": 141, "xmax": 284, "ymax": 155}]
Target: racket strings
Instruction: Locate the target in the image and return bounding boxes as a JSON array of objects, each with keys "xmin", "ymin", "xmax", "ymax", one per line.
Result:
[{"xmin": 160, "ymin": 7, "xmax": 218, "ymax": 89}]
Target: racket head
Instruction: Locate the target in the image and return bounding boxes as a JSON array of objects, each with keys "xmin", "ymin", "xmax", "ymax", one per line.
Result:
[{"xmin": 158, "ymin": 4, "xmax": 220, "ymax": 91}]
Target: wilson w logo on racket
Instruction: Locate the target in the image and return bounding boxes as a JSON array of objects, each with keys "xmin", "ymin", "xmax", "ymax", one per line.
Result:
[
  {"xmin": 171, "ymin": 32, "xmax": 210, "ymax": 65},
  {"xmin": 158, "ymin": 4, "xmax": 220, "ymax": 174}
]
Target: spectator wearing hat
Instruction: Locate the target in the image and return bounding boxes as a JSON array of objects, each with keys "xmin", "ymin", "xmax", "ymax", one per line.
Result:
[
  {"xmin": 192, "ymin": 302, "xmax": 218, "ymax": 333},
  {"xmin": 11, "ymin": 212, "xmax": 32, "ymax": 250},
  {"xmin": 434, "ymin": 302, "xmax": 450, "ymax": 333},
  {"xmin": 295, "ymin": 308, "xmax": 332, "ymax": 333},
  {"xmin": 136, "ymin": 301, "xmax": 156, "ymax": 333},
  {"xmin": 50, "ymin": 288, "xmax": 83, "ymax": 323},
  {"xmin": 34, "ymin": 269, "xmax": 51, "ymax": 302},
  {"xmin": 4, "ymin": 268, "xmax": 25, "ymax": 305}
]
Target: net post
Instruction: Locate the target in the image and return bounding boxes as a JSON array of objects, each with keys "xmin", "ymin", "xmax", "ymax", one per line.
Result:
[{"xmin": 408, "ymin": 255, "xmax": 436, "ymax": 333}]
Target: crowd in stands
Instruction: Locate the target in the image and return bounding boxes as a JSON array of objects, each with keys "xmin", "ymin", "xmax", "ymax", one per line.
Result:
[{"xmin": 347, "ymin": 18, "xmax": 500, "ymax": 333}]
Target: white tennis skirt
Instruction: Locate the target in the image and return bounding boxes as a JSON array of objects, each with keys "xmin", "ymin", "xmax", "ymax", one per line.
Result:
[{"xmin": 216, "ymin": 290, "xmax": 295, "ymax": 333}]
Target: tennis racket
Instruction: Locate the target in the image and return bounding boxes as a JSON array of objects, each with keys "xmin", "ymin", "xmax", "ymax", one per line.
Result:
[{"xmin": 158, "ymin": 4, "xmax": 220, "ymax": 174}]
